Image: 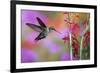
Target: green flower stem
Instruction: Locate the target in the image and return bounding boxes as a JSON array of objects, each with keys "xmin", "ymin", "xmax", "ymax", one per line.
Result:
[
  {"xmin": 80, "ymin": 36, "xmax": 83, "ymax": 60},
  {"xmin": 69, "ymin": 33, "xmax": 73, "ymax": 60},
  {"xmin": 80, "ymin": 25, "xmax": 89, "ymax": 60}
]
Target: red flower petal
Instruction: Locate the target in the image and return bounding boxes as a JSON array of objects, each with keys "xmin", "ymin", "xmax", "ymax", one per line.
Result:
[
  {"xmin": 83, "ymin": 31, "xmax": 90, "ymax": 48},
  {"xmin": 71, "ymin": 23, "xmax": 80, "ymax": 37},
  {"xmin": 72, "ymin": 34, "xmax": 79, "ymax": 58},
  {"xmin": 62, "ymin": 36, "xmax": 69, "ymax": 43}
]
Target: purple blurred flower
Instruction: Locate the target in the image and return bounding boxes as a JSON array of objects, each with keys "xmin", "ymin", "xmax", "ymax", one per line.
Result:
[
  {"xmin": 60, "ymin": 52, "xmax": 70, "ymax": 61},
  {"xmin": 21, "ymin": 48, "xmax": 38, "ymax": 63}
]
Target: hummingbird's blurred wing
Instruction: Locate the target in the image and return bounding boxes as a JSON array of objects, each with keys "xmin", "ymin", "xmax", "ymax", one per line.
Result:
[
  {"xmin": 35, "ymin": 32, "xmax": 46, "ymax": 41},
  {"xmin": 36, "ymin": 17, "xmax": 46, "ymax": 28},
  {"xmin": 26, "ymin": 23, "xmax": 42, "ymax": 32}
]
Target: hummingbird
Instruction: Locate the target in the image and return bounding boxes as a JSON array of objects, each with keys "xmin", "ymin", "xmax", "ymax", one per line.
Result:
[{"xmin": 26, "ymin": 17, "xmax": 61, "ymax": 41}]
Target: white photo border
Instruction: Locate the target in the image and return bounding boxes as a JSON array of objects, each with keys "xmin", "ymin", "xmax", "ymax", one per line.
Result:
[{"xmin": 16, "ymin": 4, "xmax": 94, "ymax": 69}]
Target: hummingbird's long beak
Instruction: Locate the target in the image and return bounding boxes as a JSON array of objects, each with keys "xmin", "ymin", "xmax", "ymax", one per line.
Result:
[{"xmin": 53, "ymin": 29, "xmax": 62, "ymax": 34}]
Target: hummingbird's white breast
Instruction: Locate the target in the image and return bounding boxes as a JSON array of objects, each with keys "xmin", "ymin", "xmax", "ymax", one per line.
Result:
[
  {"xmin": 43, "ymin": 28, "xmax": 49, "ymax": 37},
  {"xmin": 47, "ymin": 28, "xmax": 50, "ymax": 33}
]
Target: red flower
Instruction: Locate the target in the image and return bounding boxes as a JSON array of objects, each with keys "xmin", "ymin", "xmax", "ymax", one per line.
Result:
[
  {"xmin": 64, "ymin": 19, "xmax": 80, "ymax": 38},
  {"xmin": 71, "ymin": 23, "xmax": 80, "ymax": 38},
  {"xmin": 72, "ymin": 34, "xmax": 79, "ymax": 58},
  {"xmin": 62, "ymin": 36, "xmax": 69, "ymax": 44},
  {"xmin": 83, "ymin": 31, "xmax": 90, "ymax": 48}
]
